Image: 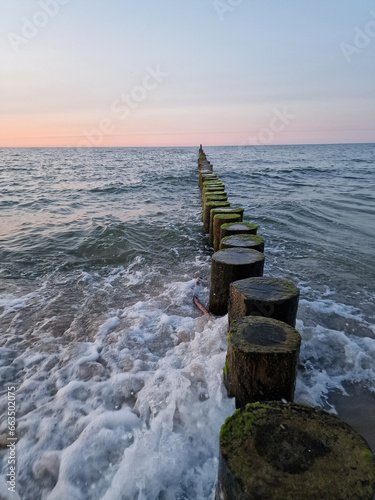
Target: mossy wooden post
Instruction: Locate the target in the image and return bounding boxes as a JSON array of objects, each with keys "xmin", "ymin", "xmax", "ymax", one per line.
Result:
[
  {"xmin": 220, "ymin": 234, "xmax": 264, "ymax": 253},
  {"xmin": 202, "ymin": 191, "xmax": 227, "ymax": 208},
  {"xmin": 198, "ymin": 160, "xmax": 210, "ymax": 170},
  {"xmin": 202, "ymin": 181, "xmax": 225, "ymax": 197},
  {"xmin": 202, "ymin": 184, "xmax": 225, "ymax": 198},
  {"xmin": 213, "ymin": 213, "xmax": 242, "ymax": 252},
  {"xmin": 224, "ymin": 316, "xmax": 300, "ymax": 406},
  {"xmin": 202, "ymin": 180, "xmax": 224, "ymax": 189},
  {"xmin": 198, "ymin": 161, "xmax": 209, "ymax": 170},
  {"xmin": 228, "ymin": 276, "xmax": 300, "ymax": 328},
  {"xmin": 203, "ymin": 201, "xmax": 230, "ymax": 233},
  {"xmin": 199, "ymin": 172, "xmax": 217, "ymax": 188},
  {"xmin": 209, "ymin": 248, "xmax": 264, "ymax": 315},
  {"xmin": 216, "ymin": 402, "xmax": 375, "ymax": 500},
  {"xmin": 220, "ymin": 221, "xmax": 258, "ymax": 239},
  {"xmin": 203, "ymin": 194, "xmax": 228, "ymax": 209},
  {"xmin": 209, "ymin": 207, "xmax": 244, "ymax": 247},
  {"xmin": 202, "ymin": 195, "xmax": 228, "ymax": 222},
  {"xmin": 201, "ymin": 173, "xmax": 217, "ymax": 181},
  {"xmin": 199, "ymin": 168, "xmax": 213, "ymax": 176},
  {"xmin": 199, "ymin": 165, "xmax": 213, "ymax": 172}
]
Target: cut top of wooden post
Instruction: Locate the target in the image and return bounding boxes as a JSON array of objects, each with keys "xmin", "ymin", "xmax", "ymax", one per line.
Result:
[
  {"xmin": 230, "ymin": 315, "xmax": 300, "ymax": 353},
  {"xmin": 220, "ymin": 221, "xmax": 258, "ymax": 239},
  {"xmin": 218, "ymin": 402, "xmax": 375, "ymax": 499},
  {"xmin": 220, "ymin": 234, "xmax": 264, "ymax": 252},
  {"xmin": 229, "ymin": 276, "xmax": 300, "ymax": 327}
]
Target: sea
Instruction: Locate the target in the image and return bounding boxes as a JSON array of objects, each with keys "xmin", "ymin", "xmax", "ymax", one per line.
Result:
[{"xmin": 0, "ymin": 144, "xmax": 374, "ymax": 499}]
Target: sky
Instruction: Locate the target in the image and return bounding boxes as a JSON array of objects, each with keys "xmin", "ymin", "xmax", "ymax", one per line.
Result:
[{"xmin": 0, "ymin": 0, "xmax": 374, "ymax": 147}]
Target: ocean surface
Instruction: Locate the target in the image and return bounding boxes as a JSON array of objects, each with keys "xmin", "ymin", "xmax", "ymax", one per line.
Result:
[{"xmin": 0, "ymin": 144, "xmax": 374, "ymax": 499}]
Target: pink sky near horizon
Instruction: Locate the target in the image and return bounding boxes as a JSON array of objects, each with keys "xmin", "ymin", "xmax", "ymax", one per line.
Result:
[
  {"xmin": 1, "ymin": 1, "xmax": 374, "ymax": 148},
  {"xmin": 2, "ymin": 96, "xmax": 374, "ymax": 147},
  {"xmin": 0, "ymin": 117, "xmax": 375, "ymax": 147}
]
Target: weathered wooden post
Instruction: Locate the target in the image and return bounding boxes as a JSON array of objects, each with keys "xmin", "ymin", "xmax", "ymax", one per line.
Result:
[
  {"xmin": 202, "ymin": 182, "xmax": 225, "ymax": 198},
  {"xmin": 199, "ymin": 172, "xmax": 217, "ymax": 188},
  {"xmin": 209, "ymin": 248, "xmax": 264, "ymax": 315},
  {"xmin": 203, "ymin": 201, "xmax": 230, "ymax": 233},
  {"xmin": 228, "ymin": 276, "xmax": 300, "ymax": 327},
  {"xmin": 220, "ymin": 221, "xmax": 258, "ymax": 239},
  {"xmin": 202, "ymin": 184, "xmax": 226, "ymax": 199},
  {"xmin": 209, "ymin": 207, "xmax": 244, "ymax": 247},
  {"xmin": 220, "ymin": 234, "xmax": 264, "ymax": 252},
  {"xmin": 202, "ymin": 191, "xmax": 227, "ymax": 208},
  {"xmin": 216, "ymin": 402, "xmax": 375, "ymax": 500},
  {"xmin": 203, "ymin": 193, "xmax": 228, "ymax": 208},
  {"xmin": 198, "ymin": 160, "xmax": 210, "ymax": 170},
  {"xmin": 213, "ymin": 213, "xmax": 242, "ymax": 252},
  {"xmin": 224, "ymin": 316, "xmax": 300, "ymax": 406}
]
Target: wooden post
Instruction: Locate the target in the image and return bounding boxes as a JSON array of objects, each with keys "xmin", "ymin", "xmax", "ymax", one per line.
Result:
[
  {"xmin": 202, "ymin": 191, "xmax": 227, "ymax": 208},
  {"xmin": 213, "ymin": 213, "xmax": 242, "ymax": 252},
  {"xmin": 209, "ymin": 248, "xmax": 264, "ymax": 315},
  {"xmin": 203, "ymin": 201, "xmax": 230, "ymax": 233},
  {"xmin": 216, "ymin": 402, "xmax": 375, "ymax": 500},
  {"xmin": 220, "ymin": 221, "xmax": 258, "ymax": 239},
  {"xmin": 198, "ymin": 160, "xmax": 210, "ymax": 170},
  {"xmin": 202, "ymin": 180, "xmax": 224, "ymax": 189},
  {"xmin": 203, "ymin": 193, "xmax": 228, "ymax": 208},
  {"xmin": 228, "ymin": 276, "xmax": 300, "ymax": 327},
  {"xmin": 202, "ymin": 195, "xmax": 228, "ymax": 222},
  {"xmin": 199, "ymin": 172, "xmax": 217, "ymax": 188},
  {"xmin": 220, "ymin": 234, "xmax": 264, "ymax": 252},
  {"xmin": 224, "ymin": 316, "xmax": 300, "ymax": 406},
  {"xmin": 209, "ymin": 207, "xmax": 244, "ymax": 247},
  {"xmin": 202, "ymin": 185, "xmax": 225, "ymax": 198}
]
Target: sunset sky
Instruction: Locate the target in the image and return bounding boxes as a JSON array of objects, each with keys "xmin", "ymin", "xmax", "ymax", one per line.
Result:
[{"xmin": 1, "ymin": 0, "xmax": 374, "ymax": 147}]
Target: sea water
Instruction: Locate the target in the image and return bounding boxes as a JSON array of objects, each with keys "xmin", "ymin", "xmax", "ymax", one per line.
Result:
[{"xmin": 0, "ymin": 144, "xmax": 374, "ymax": 499}]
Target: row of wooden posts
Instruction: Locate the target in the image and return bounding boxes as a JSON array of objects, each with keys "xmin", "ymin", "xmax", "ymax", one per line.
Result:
[{"xmin": 197, "ymin": 145, "xmax": 375, "ymax": 499}]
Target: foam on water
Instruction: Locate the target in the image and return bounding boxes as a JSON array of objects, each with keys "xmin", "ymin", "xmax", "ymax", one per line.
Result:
[
  {"xmin": 0, "ymin": 271, "xmax": 235, "ymax": 499},
  {"xmin": 0, "ymin": 292, "xmax": 37, "ymax": 319},
  {"xmin": 295, "ymin": 290, "xmax": 375, "ymax": 414},
  {"xmin": 2, "ymin": 267, "xmax": 375, "ymax": 498}
]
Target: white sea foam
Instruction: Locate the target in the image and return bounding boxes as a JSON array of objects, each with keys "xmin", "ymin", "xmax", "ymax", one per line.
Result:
[
  {"xmin": 295, "ymin": 319, "xmax": 375, "ymax": 411},
  {"xmin": 299, "ymin": 298, "xmax": 363, "ymax": 320},
  {"xmin": 0, "ymin": 277, "xmax": 234, "ymax": 499},
  {"xmin": 0, "ymin": 292, "xmax": 37, "ymax": 318}
]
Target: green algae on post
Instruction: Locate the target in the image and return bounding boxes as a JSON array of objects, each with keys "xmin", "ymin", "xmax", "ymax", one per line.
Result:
[
  {"xmin": 220, "ymin": 221, "xmax": 258, "ymax": 240},
  {"xmin": 209, "ymin": 207, "xmax": 244, "ymax": 247},
  {"xmin": 224, "ymin": 316, "xmax": 301, "ymax": 407},
  {"xmin": 228, "ymin": 276, "xmax": 300, "ymax": 327},
  {"xmin": 202, "ymin": 185, "xmax": 225, "ymax": 198},
  {"xmin": 201, "ymin": 195, "xmax": 228, "ymax": 222},
  {"xmin": 203, "ymin": 201, "xmax": 230, "ymax": 233},
  {"xmin": 202, "ymin": 191, "xmax": 227, "ymax": 207},
  {"xmin": 213, "ymin": 213, "xmax": 242, "ymax": 252},
  {"xmin": 198, "ymin": 172, "xmax": 217, "ymax": 188},
  {"xmin": 216, "ymin": 402, "xmax": 375, "ymax": 499},
  {"xmin": 220, "ymin": 234, "xmax": 264, "ymax": 252},
  {"xmin": 203, "ymin": 194, "xmax": 228, "ymax": 209},
  {"xmin": 202, "ymin": 180, "xmax": 223, "ymax": 188}
]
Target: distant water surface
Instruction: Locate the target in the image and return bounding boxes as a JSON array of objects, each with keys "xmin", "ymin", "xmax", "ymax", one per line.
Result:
[{"xmin": 0, "ymin": 144, "xmax": 374, "ymax": 499}]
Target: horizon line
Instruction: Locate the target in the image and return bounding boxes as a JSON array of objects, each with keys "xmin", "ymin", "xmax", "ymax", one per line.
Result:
[{"xmin": 0, "ymin": 141, "xmax": 374, "ymax": 149}]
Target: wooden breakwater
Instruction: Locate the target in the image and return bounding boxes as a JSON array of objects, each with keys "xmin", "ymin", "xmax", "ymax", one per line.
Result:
[{"xmin": 197, "ymin": 145, "xmax": 375, "ymax": 499}]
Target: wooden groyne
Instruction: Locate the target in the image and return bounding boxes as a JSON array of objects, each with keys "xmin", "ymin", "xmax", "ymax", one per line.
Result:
[{"xmin": 196, "ymin": 145, "xmax": 375, "ymax": 499}]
